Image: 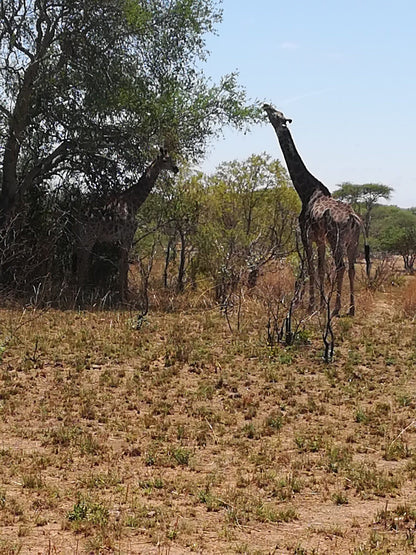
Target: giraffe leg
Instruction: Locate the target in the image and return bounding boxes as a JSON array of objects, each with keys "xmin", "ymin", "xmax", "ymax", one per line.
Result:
[
  {"xmin": 348, "ymin": 261, "xmax": 355, "ymax": 316},
  {"xmin": 301, "ymin": 227, "xmax": 315, "ymax": 312},
  {"xmin": 317, "ymin": 242, "xmax": 326, "ymax": 310},
  {"xmin": 75, "ymin": 244, "xmax": 93, "ymax": 289},
  {"xmin": 347, "ymin": 230, "xmax": 359, "ymax": 316},
  {"xmin": 119, "ymin": 246, "xmax": 129, "ymax": 302},
  {"xmin": 332, "ymin": 251, "xmax": 345, "ymax": 317}
]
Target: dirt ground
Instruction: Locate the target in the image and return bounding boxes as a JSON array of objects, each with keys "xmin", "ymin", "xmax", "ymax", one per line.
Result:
[{"xmin": 1, "ymin": 276, "xmax": 416, "ymax": 554}]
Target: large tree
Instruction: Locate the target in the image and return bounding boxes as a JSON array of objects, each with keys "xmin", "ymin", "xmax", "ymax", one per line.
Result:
[{"xmin": 0, "ymin": 0, "xmax": 259, "ymax": 297}]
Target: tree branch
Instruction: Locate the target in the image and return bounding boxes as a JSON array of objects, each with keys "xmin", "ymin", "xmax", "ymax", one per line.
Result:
[{"xmin": 20, "ymin": 140, "xmax": 72, "ymax": 193}]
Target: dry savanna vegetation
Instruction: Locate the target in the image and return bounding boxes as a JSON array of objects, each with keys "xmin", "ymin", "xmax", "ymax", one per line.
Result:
[{"xmin": 1, "ymin": 263, "xmax": 416, "ymax": 554}]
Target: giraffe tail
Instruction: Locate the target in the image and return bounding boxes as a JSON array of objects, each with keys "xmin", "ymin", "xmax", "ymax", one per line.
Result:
[
  {"xmin": 364, "ymin": 243, "xmax": 371, "ymax": 278},
  {"xmin": 354, "ymin": 213, "xmax": 371, "ymax": 278}
]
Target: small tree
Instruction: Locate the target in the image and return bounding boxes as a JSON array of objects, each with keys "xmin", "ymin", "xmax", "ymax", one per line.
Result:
[
  {"xmin": 195, "ymin": 154, "xmax": 299, "ymax": 308},
  {"xmin": 158, "ymin": 169, "xmax": 204, "ymax": 292},
  {"xmin": 378, "ymin": 208, "xmax": 416, "ymax": 273}
]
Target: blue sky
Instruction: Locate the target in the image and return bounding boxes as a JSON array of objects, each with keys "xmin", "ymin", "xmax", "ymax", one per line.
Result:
[{"xmin": 200, "ymin": 0, "xmax": 416, "ymax": 208}]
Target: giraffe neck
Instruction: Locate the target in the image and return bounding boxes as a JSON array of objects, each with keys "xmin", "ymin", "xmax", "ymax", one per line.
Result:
[
  {"xmin": 273, "ymin": 125, "xmax": 331, "ymax": 206},
  {"xmin": 121, "ymin": 159, "xmax": 162, "ymax": 213}
]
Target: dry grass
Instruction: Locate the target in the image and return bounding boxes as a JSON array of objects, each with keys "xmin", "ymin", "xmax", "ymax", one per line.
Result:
[
  {"xmin": 403, "ymin": 277, "xmax": 416, "ymax": 318},
  {"xmin": 1, "ymin": 267, "xmax": 416, "ymax": 553}
]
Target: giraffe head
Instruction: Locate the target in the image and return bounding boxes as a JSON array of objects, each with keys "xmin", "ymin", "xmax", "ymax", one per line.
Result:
[
  {"xmin": 263, "ymin": 104, "xmax": 292, "ymax": 129},
  {"xmin": 157, "ymin": 147, "xmax": 179, "ymax": 174}
]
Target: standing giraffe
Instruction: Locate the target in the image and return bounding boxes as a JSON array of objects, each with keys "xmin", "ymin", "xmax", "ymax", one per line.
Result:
[
  {"xmin": 73, "ymin": 147, "xmax": 179, "ymax": 300},
  {"xmin": 264, "ymin": 104, "xmax": 368, "ymax": 316}
]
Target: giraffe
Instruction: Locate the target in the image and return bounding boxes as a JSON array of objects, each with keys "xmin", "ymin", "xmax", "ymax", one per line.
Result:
[
  {"xmin": 73, "ymin": 147, "xmax": 179, "ymax": 300},
  {"xmin": 264, "ymin": 104, "xmax": 368, "ymax": 316}
]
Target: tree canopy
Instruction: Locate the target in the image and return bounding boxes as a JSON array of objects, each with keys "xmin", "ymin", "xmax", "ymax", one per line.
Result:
[
  {"xmin": 134, "ymin": 154, "xmax": 299, "ymax": 301},
  {"xmin": 0, "ymin": 0, "xmax": 262, "ymax": 298},
  {"xmin": 372, "ymin": 205, "xmax": 416, "ymax": 272},
  {"xmin": 333, "ymin": 182, "xmax": 393, "ymax": 237},
  {"xmin": 0, "ymin": 0, "xmax": 260, "ymax": 219}
]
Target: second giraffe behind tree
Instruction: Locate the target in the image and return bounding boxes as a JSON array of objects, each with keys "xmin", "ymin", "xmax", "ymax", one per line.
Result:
[
  {"xmin": 264, "ymin": 103, "xmax": 369, "ymax": 316},
  {"xmin": 73, "ymin": 147, "xmax": 179, "ymax": 301}
]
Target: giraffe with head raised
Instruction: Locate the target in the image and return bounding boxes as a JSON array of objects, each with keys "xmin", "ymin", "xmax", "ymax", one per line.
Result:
[
  {"xmin": 73, "ymin": 147, "xmax": 179, "ymax": 300},
  {"xmin": 264, "ymin": 104, "xmax": 368, "ymax": 316}
]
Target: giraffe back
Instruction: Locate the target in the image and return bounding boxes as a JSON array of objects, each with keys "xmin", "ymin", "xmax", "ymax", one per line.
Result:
[{"xmin": 307, "ymin": 191, "xmax": 362, "ymax": 249}]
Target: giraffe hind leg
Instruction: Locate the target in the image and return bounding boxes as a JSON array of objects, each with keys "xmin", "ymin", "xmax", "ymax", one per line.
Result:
[
  {"xmin": 317, "ymin": 242, "xmax": 326, "ymax": 310},
  {"xmin": 347, "ymin": 233, "xmax": 359, "ymax": 316},
  {"xmin": 332, "ymin": 252, "xmax": 345, "ymax": 317},
  {"xmin": 348, "ymin": 262, "xmax": 355, "ymax": 316}
]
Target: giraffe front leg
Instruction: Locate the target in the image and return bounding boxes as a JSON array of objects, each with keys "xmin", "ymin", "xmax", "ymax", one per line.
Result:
[
  {"xmin": 75, "ymin": 245, "xmax": 92, "ymax": 289},
  {"xmin": 118, "ymin": 246, "xmax": 129, "ymax": 302},
  {"xmin": 300, "ymin": 225, "xmax": 315, "ymax": 313}
]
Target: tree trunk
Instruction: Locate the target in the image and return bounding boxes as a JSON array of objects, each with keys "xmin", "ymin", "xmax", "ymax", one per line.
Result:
[
  {"xmin": 163, "ymin": 238, "xmax": 173, "ymax": 288},
  {"xmin": 177, "ymin": 231, "xmax": 186, "ymax": 293}
]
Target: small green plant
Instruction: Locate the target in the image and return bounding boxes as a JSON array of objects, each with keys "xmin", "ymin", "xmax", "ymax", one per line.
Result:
[
  {"xmin": 384, "ymin": 440, "xmax": 412, "ymax": 461},
  {"xmin": 78, "ymin": 433, "xmax": 105, "ymax": 456},
  {"xmin": 144, "ymin": 451, "xmax": 156, "ymax": 466},
  {"xmin": 355, "ymin": 408, "xmax": 368, "ymax": 423},
  {"xmin": 198, "ymin": 489, "xmax": 223, "ymax": 512},
  {"xmin": 397, "ymin": 394, "xmax": 412, "ymax": 407},
  {"xmin": 243, "ymin": 422, "xmax": 257, "ymax": 439},
  {"xmin": 295, "ymin": 433, "xmax": 322, "ymax": 453},
  {"xmin": 326, "ymin": 444, "xmax": 352, "ymax": 473},
  {"xmin": 196, "ymin": 381, "xmax": 215, "ymax": 400},
  {"xmin": 81, "ymin": 471, "xmax": 121, "ymax": 489},
  {"xmin": 268, "ymin": 474, "xmax": 302, "ymax": 500},
  {"xmin": 0, "ymin": 342, "xmax": 6, "ymax": 361},
  {"xmin": 171, "ymin": 446, "xmax": 192, "ymax": 466},
  {"xmin": 278, "ymin": 352, "xmax": 293, "ymax": 364},
  {"xmin": 332, "ymin": 491, "xmax": 348, "ymax": 505},
  {"xmin": 138, "ymin": 477, "xmax": 164, "ymax": 492},
  {"xmin": 21, "ymin": 473, "xmax": 43, "ymax": 489},
  {"xmin": 256, "ymin": 504, "xmax": 298, "ymax": 523},
  {"xmin": 68, "ymin": 500, "xmax": 89, "ymax": 522},
  {"xmin": 263, "ymin": 411, "xmax": 283, "ymax": 434},
  {"xmin": 67, "ymin": 499, "xmax": 109, "ymax": 527}
]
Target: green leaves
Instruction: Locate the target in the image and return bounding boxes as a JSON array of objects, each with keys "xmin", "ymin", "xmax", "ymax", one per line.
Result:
[{"xmin": 1, "ymin": 0, "xmax": 258, "ymax": 199}]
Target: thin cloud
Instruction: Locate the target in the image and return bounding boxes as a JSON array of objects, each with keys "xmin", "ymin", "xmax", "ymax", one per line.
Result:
[
  {"xmin": 282, "ymin": 87, "xmax": 335, "ymax": 105},
  {"xmin": 280, "ymin": 42, "xmax": 300, "ymax": 50}
]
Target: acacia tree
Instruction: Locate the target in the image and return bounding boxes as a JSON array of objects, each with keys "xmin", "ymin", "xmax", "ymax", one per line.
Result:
[
  {"xmin": 333, "ymin": 182, "xmax": 393, "ymax": 238},
  {"xmin": 0, "ymin": 0, "xmax": 259, "ymax": 296}
]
